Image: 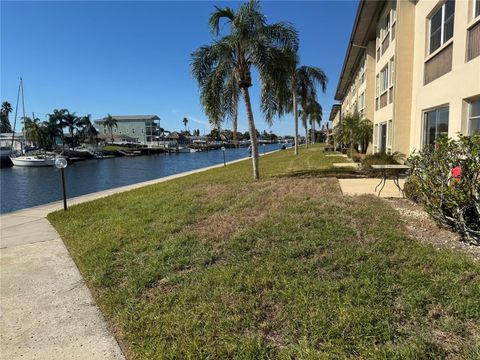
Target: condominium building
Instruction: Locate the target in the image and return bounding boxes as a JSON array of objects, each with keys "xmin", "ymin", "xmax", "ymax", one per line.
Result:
[
  {"xmin": 334, "ymin": 0, "xmax": 480, "ymax": 156},
  {"xmin": 94, "ymin": 115, "xmax": 160, "ymax": 144}
]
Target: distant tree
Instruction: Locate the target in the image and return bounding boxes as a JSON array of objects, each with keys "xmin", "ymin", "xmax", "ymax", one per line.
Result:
[
  {"xmin": 42, "ymin": 116, "xmax": 62, "ymax": 150},
  {"xmin": 183, "ymin": 117, "xmax": 188, "ymax": 132},
  {"xmin": 209, "ymin": 128, "xmax": 220, "ymax": 141},
  {"xmin": 62, "ymin": 111, "xmax": 83, "ymax": 149},
  {"xmin": 103, "ymin": 114, "xmax": 118, "ymax": 144},
  {"xmin": 285, "ymin": 60, "xmax": 328, "ymax": 155},
  {"xmin": 23, "ymin": 116, "xmax": 46, "ymax": 149},
  {"xmin": 1, "ymin": 101, "xmax": 13, "ymax": 133},
  {"xmin": 48, "ymin": 109, "xmax": 68, "ymax": 148},
  {"xmin": 79, "ymin": 115, "xmax": 98, "ymax": 146}
]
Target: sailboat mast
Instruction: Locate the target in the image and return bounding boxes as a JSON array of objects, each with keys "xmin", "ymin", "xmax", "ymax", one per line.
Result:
[
  {"xmin": 20, "ymin": 78, "xmax": 27, "ymax": 146},
  {"xmin": 10, "ymin": 79, "xmax": 22, "ymax": 151}
]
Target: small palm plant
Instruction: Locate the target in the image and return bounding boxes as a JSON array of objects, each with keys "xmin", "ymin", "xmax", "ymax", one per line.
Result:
[
  {"xmin": 334, "ymin": 111, "xmax": 373, "ymax": 157},
  {"xmin": 103, "ymin": 114, "xmax": 118, "ymax": 144},
  {"xmin": 191, "ymin": 0, "xmax": 299, "ymax": 180}
]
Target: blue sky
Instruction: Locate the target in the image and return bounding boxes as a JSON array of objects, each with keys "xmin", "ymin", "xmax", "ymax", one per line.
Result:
[{"xmin": 1, "ymin": 1, "xmax": 357, "ymax": 136}]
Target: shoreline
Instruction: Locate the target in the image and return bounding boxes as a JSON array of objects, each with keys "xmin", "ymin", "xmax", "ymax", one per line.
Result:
[{"xmin": 1, "ymin": 149, "xmax": 281, "ymax": 217}]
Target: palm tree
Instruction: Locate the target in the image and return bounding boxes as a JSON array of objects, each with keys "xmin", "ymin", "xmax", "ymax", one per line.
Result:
[
  {"xmin": 191, "ymin": 0, "xmax": 298, "ymax": 180},
  {"xmin": 23, "ymin": 116, "xmax": 46, "ymax": 149},
  {"xmin": 103, "ymin": 114, "xmax": 118, "ymax": 144},
  {"xmin": 288, "ymin": 63, "xmax": 327, "ymax": 155},
  {"xmin": 48, "ymin": 109, "xmax": 68, "ymax": 148},
  {"xmin": 309, "ymin": 100, "xmax": 322, "ymax": 144},
  {"xmin": 182, "ymin": 117, "xmax": 188, "ymax": 132},
  {"xmin": 334, "ymin": 111, "xmax": 373, "ymax": 156},
  {"xmin": 42, "ymin": 116, "xmax": 62, "ymax": 150},
  {"xmin": 79, "ymin": 115, "xmax": 98, "ymax": 146},
  {"xmin": 62, "ymin": 111, "xmax": 83, "ymax": 149},
  {"xmin": 1, "ymin": 101, "xmax": 13, "ymax": 133}
]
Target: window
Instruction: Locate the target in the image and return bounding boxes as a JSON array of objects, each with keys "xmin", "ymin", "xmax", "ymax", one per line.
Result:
[
  {"xmin": 132, "ymin": 128, "xmax": 135, "ymax": 134},
  {"xmin": 380, "ymin": 65, "xmax": 389, "ymax": 93},
  {"xmin": 389, "ymin": 57, "xmax": 395, "ymax": 87},
  {"xmin": 429, "ymin": 0, "xmax": 455, "ymax": 54},
  {"xmin": 376, "ymin": 75, "xmax": 380, "ymax": 97},
  {"xmin": 423, "ymin": 106, "xmax": 449, "ymax": 145},
  {"xmin": 358, "ymin": 92, "xmax": 365, "ymax": 116},
  {"xmin": 475, "ymin": 0, "xmax": 480, "ymax": 18},
  {"xmin": 469, "ymin": 99, "xmax": 480, "ymax": 134},
  {"xmin": 387, "ymin": 119, "xmax": 393, "ymax": 151},
  {"xmin": 381, "ymin": 13, "xmax": 391, "ymax": 40}
]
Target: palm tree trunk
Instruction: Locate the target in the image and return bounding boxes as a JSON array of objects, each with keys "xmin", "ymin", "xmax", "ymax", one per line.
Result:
[
  {"xmin": 240, "ymin": 87, "xmax": 259, "ymax": 180},
  {"xmin": 304, "ymin": 114, "xmax": 309, "ymax": 149},
  {"xmin": 232, "ymin": 94, "xmax": 238, "ymax": 148},
  {"xmin": 293, "ymin": 89, "xmax": 299, "ymax": 155},
  {"xmin": 311, "ymin": 118, "xmax": 315, "ymax": 144}
]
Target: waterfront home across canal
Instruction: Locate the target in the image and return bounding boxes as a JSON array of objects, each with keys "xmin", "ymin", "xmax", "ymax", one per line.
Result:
[{"xmin": 94, "ymin": 115, "xmax": 160, "ymax": 145}]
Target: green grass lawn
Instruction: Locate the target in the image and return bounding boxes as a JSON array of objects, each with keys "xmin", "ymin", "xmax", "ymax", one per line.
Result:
[{"xmin": 48, "ymin": 145, "xmax": 480, "ymax": 359}]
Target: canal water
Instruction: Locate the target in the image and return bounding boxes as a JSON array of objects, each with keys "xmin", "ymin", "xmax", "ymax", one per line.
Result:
[{"xmin": 0, "ymin": 144, "xmax": 283, "ymax": 214}]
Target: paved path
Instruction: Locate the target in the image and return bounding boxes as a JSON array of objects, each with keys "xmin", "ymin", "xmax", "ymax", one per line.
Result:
[
  {"xmin": 339, "ymin": 178, "xmax": 406, "ymax": 198},
  {"xmin": 1, "ymin": 155, "xmax": 260, "ymax": 359}
]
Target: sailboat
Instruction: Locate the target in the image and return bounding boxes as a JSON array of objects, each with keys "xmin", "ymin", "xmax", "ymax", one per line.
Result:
[{"xmin": 8, "ymin": 78, "xmax": 58, "ymax": 167}]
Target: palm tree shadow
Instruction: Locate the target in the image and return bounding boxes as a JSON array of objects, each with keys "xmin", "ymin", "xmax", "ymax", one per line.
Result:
[{"xmin": 276, "ymin": 167, "xmax": 367, "ymax": 179}]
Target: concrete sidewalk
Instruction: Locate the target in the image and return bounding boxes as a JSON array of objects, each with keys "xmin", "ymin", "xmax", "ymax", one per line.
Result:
[
  {"xmin": 1, "ymin": 154, "xmax": 260, "ymax": 359},
  {"xmin": 339, "ymin": 178, "xmax": 406, "ymax": 198}
]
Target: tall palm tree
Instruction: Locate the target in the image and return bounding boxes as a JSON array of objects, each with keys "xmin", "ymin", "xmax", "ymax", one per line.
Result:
[
  {"xmin": 288, "ymin": 63, "xmax": 327, "ymax": 155},
  {"xmin": 1, "ymin": 101, "xmax": 13, "ymax": 133},
  {"xmin": 191, "ymin": 0, "xmax": 298, "ymax": 180},
  {"xmin": 103, "ymin": 114, "xmax": 118, "ymax": 144},
  {"xmin": 182, "ymin": 117, "xmax": 188, "ymax": 132},
  {"xmin": 309, "ymin": 100, "xmax": 322, "ymax": 144}
]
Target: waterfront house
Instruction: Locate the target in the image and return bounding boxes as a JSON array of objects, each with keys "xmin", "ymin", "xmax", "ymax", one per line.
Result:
[
  {"xmin": 334, "ymin": 0, "xmax": 480, "ymax": 155},
  {"xmin": 94, "ymin": 115, "xmax": 160, "ymax": 145}
]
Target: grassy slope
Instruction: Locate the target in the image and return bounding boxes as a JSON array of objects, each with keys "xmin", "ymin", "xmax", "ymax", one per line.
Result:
[{"xmin": 48, "ymin": 146, "xmax": 480, "ymax": 359}]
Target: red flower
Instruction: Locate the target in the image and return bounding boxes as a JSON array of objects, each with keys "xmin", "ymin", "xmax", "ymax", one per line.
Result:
[{"xmin": 451, "ymin": 166, "xmax": 461, "ymax": 179}]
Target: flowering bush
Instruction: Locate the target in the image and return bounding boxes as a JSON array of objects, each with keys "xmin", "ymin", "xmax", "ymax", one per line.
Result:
[{"xmin": 407, "ymin": 134, "xmax": 480, "ymax": 245}]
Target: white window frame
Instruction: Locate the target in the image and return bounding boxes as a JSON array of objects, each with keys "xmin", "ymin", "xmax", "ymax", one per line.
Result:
[
  {"xmin": 423, "ymin": 106, "xmax": 450, "ymax": 146},
  {"xmin": 387, "ymin": 119, "xmax": 393, "ymax": 153},
  {"xmin": 380, "ymin": 65, "xmax": 389, "ymax": 94},
  {"xmin": 389, "ymin": 57, "xmax": 395, "ymax": 87},
  {"xmin": 429, "ymin": 0, "xmax": 455, "ymax": 54},
  {"xmin": 468, "ymin": 99, "xmax": 480, "ymax": 134}
]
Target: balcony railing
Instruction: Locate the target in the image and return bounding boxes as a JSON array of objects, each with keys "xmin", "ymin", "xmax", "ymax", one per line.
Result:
[{"xmin": 467, "ymin": 21, "xmax": 480, "ymax": 61}]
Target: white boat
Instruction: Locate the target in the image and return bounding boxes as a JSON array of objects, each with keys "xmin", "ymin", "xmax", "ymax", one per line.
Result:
[
  {"xmin": 177, "ymin": 147, "xmax": 196, "ymax": 153},
  {"xmin": 10, "ymin": 155, "xmax": 56, "ymax": 167}
]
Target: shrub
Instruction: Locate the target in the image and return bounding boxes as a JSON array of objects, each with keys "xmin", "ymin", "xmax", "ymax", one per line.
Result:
[
  {"xmin": 361, "ymin": 151, "xmax": 405, "ymax": 176},
  {"xmin": 407, "ymin": 134, "xmax": 480, "ymax": 245},
  {"xmin": 403, "ymin": 175, "xmax": 423, "ymax": 204}
]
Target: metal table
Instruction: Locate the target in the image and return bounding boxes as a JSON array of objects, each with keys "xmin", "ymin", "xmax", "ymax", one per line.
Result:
[{"xmin": 371, "ymin": 164, "xmax": 410, "ymax": 197}]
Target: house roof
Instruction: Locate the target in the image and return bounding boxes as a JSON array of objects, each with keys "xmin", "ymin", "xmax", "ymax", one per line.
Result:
[
  {"xmin": 94, "ymin": 115, "xmax": 160, "ymax": 124},
  {"xmin": 334, "ymin": 0, "xmax": 385, "ymax": 101},
  {"xmin": 329, "ymin": 104, "xmax": 341, "ymax": 122}
]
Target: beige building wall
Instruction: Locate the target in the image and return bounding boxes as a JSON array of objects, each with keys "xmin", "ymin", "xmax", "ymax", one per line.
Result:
[
  {"xmin": 392, "ymin": 0, "xmax": 416, "ymax": 156},
  {"xmin": 409, "ymin": 0, "xmax": 480, "ymax": 152},
  {"xmin": 373, "ymin": 0, "xmax": 398, "ymax": 154}
]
